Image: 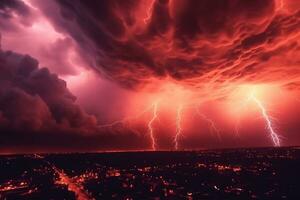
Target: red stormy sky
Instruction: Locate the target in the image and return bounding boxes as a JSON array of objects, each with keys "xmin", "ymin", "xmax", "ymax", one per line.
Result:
[{"xmin": 0, "ymin": 0, "xmax": 300, "ymax": 153}]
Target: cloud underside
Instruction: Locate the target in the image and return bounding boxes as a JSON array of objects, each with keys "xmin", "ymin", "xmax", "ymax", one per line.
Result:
[
  {"xmin": 0, "ymin": 0, "xmax": 300, "ymax": 151},
  {"xmin": 30, "ymin": 0, "xmax": 300, "ymax": 92}
]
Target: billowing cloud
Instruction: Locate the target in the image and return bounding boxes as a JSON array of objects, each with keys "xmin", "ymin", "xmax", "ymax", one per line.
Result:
[
  {"xmin": 0, "ymin": 0, "xmax": 32, "ymax": 30},
  {"xmin": 0, "ymin": 49, "xmax": 97, "ymax": 133},
  {"xmin": 0, "ymin": 0, "xmax": 86, "ymax": 76},
  {"xmin": 1, "ymin": 0, "xmax": 300, "ymax": 152}
]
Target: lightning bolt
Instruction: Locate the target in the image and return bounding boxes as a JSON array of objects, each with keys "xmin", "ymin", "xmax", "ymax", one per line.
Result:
[
  {"xmin": 174, "ymin": 105, "xmax": 183, "ymax": 150},
  {"xmin": 98, "ymin": 105, "xmax": 154, "ymax": 128},
  {"xmin": 98, "ymin": 110, "xmax": 146, "ymax": 137},
  {"xmin": 250, "ymin": 93, "xmax": 281, "ymax": 147},
  {"xmin": 196, "ymin": 107, "xmax": 221, "ymax": 141},
  {"xmin": 148, "ymin": 101, "xmax": 159, "ymax": 150},
  {"xmin": 99, "ymin": 101, "xmax": 160, "ymax": 150},
  {"xmin": 98, "ymin": 119, "xmax": 127, "ymax": 128}
]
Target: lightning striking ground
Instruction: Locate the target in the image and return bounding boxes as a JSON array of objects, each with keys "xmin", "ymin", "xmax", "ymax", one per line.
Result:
[
  {"xmin": 148, "ymin": 101, "xmax": 159, "ymax": 150},
  {"xmin": 174, "ymin": 105, "xmax": 183, "ymax": 150},
  {"xmin": 98, "ymin": 100, "xmax": 160, "ymax": 150},
  {"xmin": 98, "ymin": 88, "xmax": 282, "ymax": 150},
  {"xmin": 250, "ymin": 94, "xmax": 281, "ymax": 147}
]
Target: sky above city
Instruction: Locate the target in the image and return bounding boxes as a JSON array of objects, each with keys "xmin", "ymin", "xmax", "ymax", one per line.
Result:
[{"xmin": 1, "ymin": 0, "xmax": 300, "ymax": 153}]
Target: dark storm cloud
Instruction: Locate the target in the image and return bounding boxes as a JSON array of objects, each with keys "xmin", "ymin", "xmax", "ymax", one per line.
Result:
[
  {"xmin": 0, "ymin": 0, "xmax": 32, "ymax": 30},
  {"xmin": 0, "ymin": 45, "xmax": 151, "ymax": 152},
  {"xmin": 0, "ymin": 0, "xmax": 85, "ymax": 76},
  {"xmin": 1, "ymin": 0, "xmax": 300, "ymax": 152},
  {"xmin": 0, "ymin": 49, "xmax": 97, "ymax": 133},
  {"xmin": 0, "ymin": 0, "xmax": 30, "ymax": 17},
  {"xmin": 32, "ymin": 0, "xmax": 300, "ymax": 90}
]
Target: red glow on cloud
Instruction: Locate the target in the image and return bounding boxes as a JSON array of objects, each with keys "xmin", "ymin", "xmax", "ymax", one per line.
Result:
[{"xmin": 1, "ymin": 0, "xmax": 300, "ymax": 152}]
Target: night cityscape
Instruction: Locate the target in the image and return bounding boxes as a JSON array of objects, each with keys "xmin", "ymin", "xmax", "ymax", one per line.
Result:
[{"xmin": 1, "ymin": 147, "xmax": 299, "ymax": 199}]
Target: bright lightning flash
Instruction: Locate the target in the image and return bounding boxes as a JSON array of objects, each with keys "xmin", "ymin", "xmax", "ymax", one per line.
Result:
[
  {"xmin": 196, "ymin": 107, "xmax": 221, "ymax": 141},
  {"xmin": 249, "ymin": 93, "xmax": 281, "ymax": 147},
  {"xmin": 148, "ymin": 101, "xmax": 159, "ymax": 150},
  {"xmin": 174, "ymin": 105, "xmax": 183, "ymax": 150}
]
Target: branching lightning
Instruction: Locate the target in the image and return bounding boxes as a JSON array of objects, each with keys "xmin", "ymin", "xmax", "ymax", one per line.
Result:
[
  {"xmin": 98, "ymin": 119, "xmax": 127, "ymax": 128},
  {"xmin": 148, "ymin": 101, "xmax": 159, "ymax": 150},
  {"xmin": 174, "ymin": 105, "xmax": 183, "ymax": 150},
  {"xmin": 250, "ymin": 93, "xmax": 281, "ymax": 147},
  {"xmin": 196, "ymin": 107, "xmax": 221, "ymax": 141},
  {"xmin": 98, "ymin": 105, "xmax": 154, "ymax": 128},
  {"xmin": 98, "ymin": 101, "xmax": 161, "ymax": 150},
  {"xmin": 98, "ymin": 87, "xmax": 283, "ymax": 150}
]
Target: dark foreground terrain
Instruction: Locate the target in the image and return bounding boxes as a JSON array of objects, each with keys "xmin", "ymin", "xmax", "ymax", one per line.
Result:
[{"xmin": 0, "ymin": 148, "xmax": 300, "ymax": 199}]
